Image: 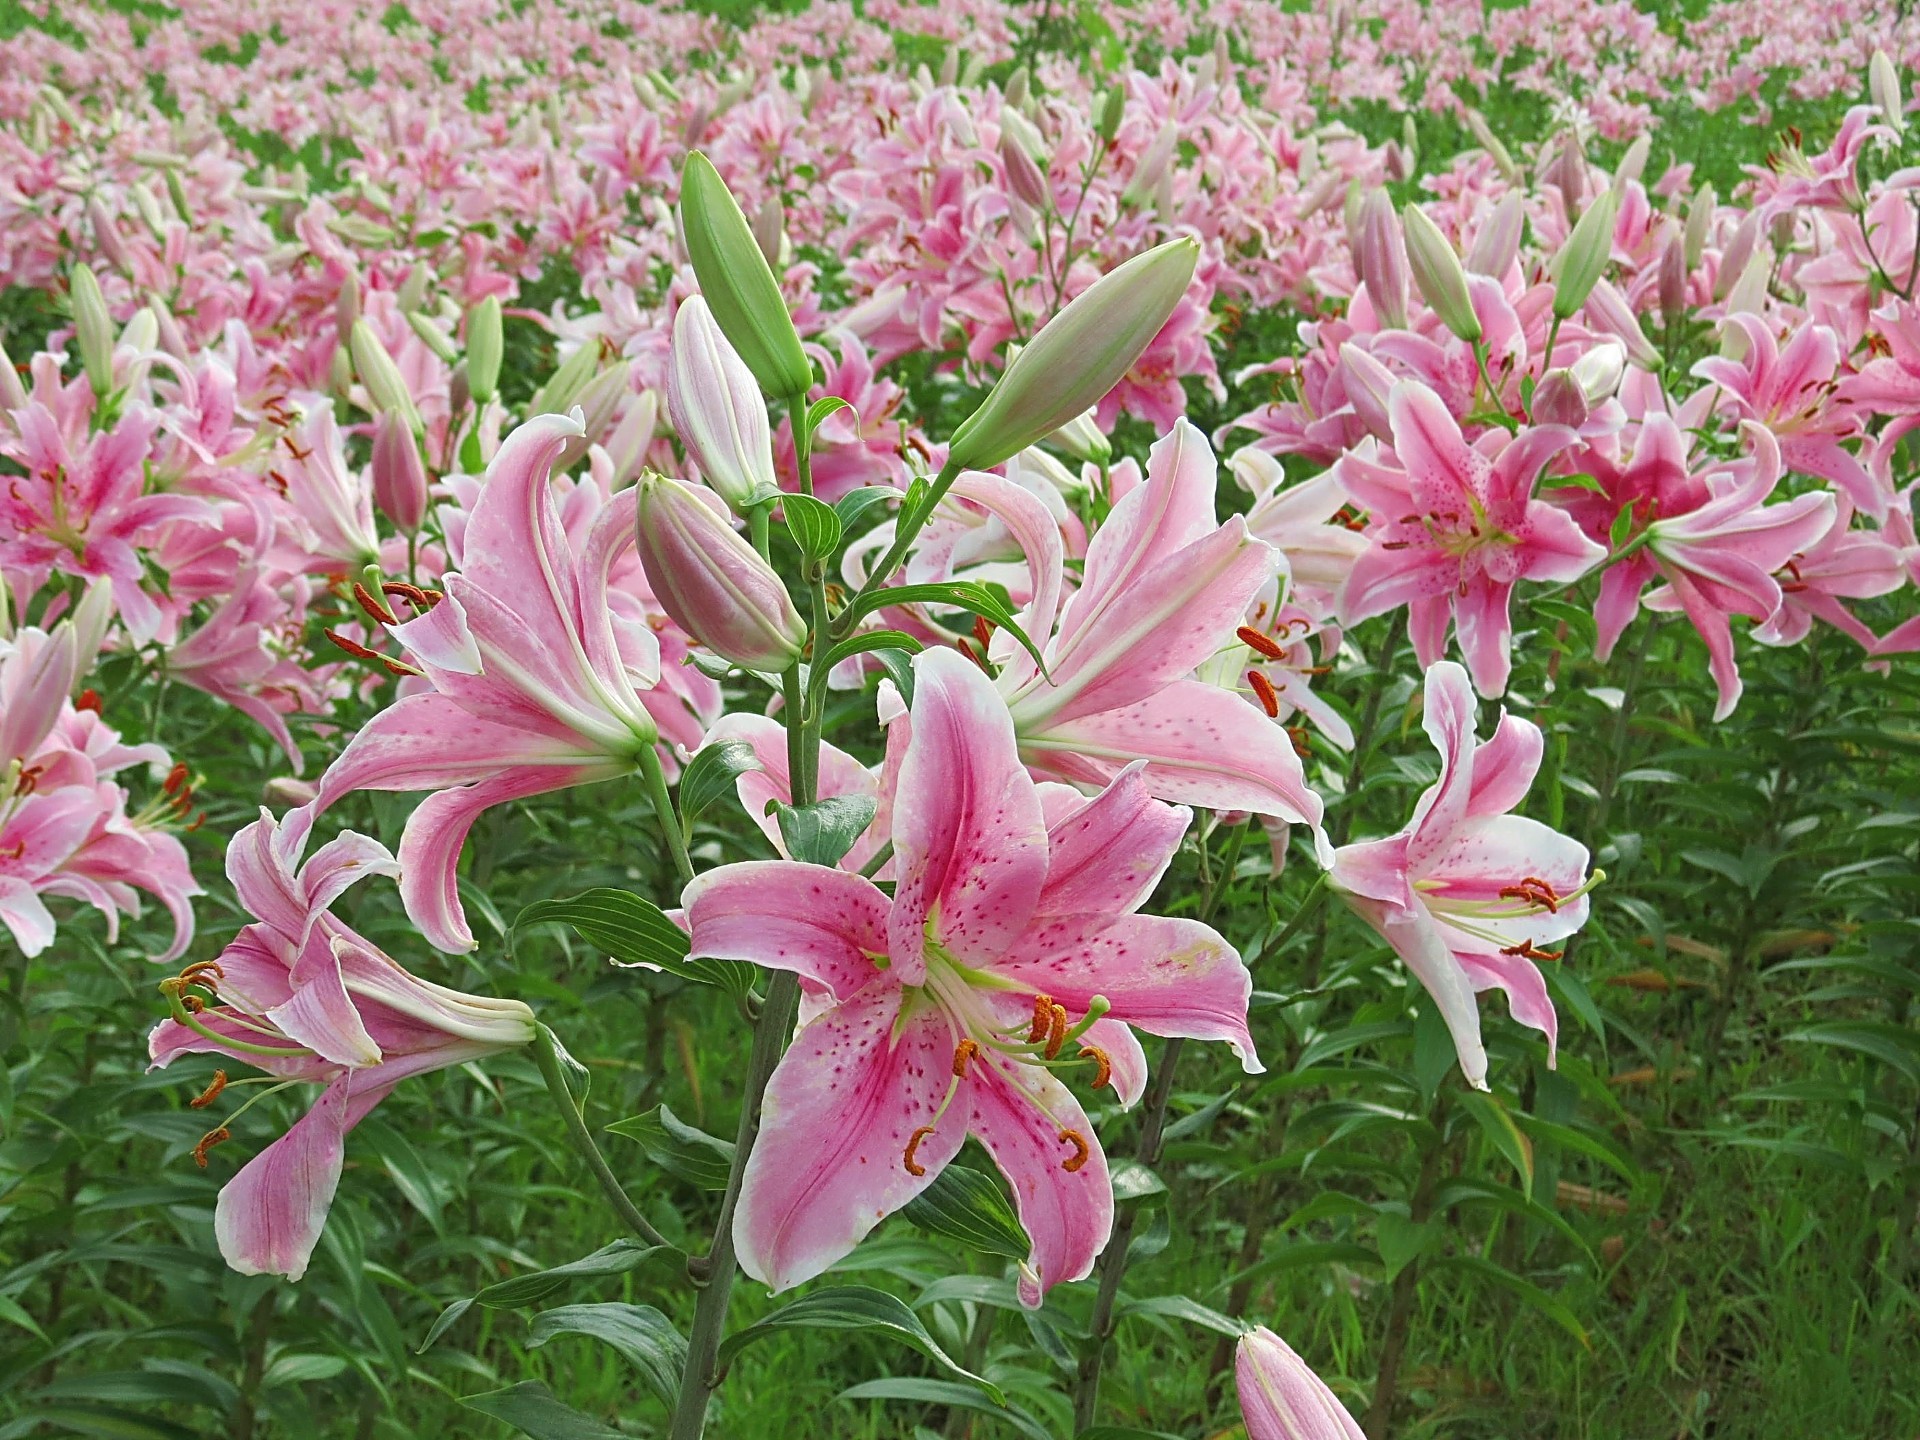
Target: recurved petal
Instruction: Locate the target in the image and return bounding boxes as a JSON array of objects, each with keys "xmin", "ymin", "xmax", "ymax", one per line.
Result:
[
  {"xmin": 684, "ymin": 861, "xmax": 891, "ymax": 1000},
  {"xmin": 733, "ymin": 983, "xmax": 963, "ymax": 1293},
  {"xmin": 967, "ymin": 1049, "xmax": 1113, "ymax": 1307},
  {"xmin": 212, "ymin": 1076, "xmax": 355, "ymax": 1281},
  {"xmin": 1035, "ymin": 763, "xmax": 1190, "ymax": 919}
]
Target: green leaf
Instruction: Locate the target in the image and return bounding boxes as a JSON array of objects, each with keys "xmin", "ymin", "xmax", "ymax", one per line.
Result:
[
  {"xmin": 515, "ymin": 888, "xmax": 753, "ymax": 999},
  {"xmin": 37, "ymin": 1372, "xmax": 224, "ymax": 1408},
  {"xmin": 1108, "ymin": 1159, "xmax": 1166, "ymax": 1201},
  {"xmin": 843, "ymin": 580, "xmax": 1048, "ymax": 676},
  {"xmin": 12, "ymin": 1407, "xmax": 200, "ymax": 1440},
  {"xmin": 1511, "ymin": 1113, "xmax": 1641, "ymax": 1188},
  {"xmin": 1431, "ymin": 1177, "xmax": 1594, "ymax": 1259},
  {"xmin": 0, "ymin": 1292, "xmax": 46, "ymax": 1341},
  {"xmin": 874, "ymin": 647, "xmax": 916, "ymax": 708},
  {"xmin": 819, "ymin": 628, "xmax": 923, "ymax": 675},
  {"xmin": 836, "ymin": 1379, "xmax": 1051, "ymax": 1440},
  {"xmin": 677, "ymin": 739, "xmax": 761, "ymax": 831},
  {"xmin": 1116, "ymin": 1294, "xmax": 1248, "ymax": 1337},
  {"xmin": 606, "ymin": 1105, "xmax": 735, "ymax": 1190},
  {"xmin": 718, "ymin": 1286, "xmax": 1001, "ymax": 1401},
  {"xmin": 1608, "ymin": 502, "xmax": 1634, "ymax": 552},
  {"xmin": 783, "ymin": 491, "xmax": 843, "ymax": 564},
  {"xmin": 354, "ymin": 1121, "xmax": 447, "ymax": 1233},
  {"xmin": 770, "ymin": 794, "xmax": 878, "ymax": 868},
  {"xmin": 1411, "ymin": 999, "xmax": 1456, "ymax": 1104},
  {"xmin": 1429, "ymin": 1254, "xmax": 1589, "ymax": 1347},
  {"xmin": 459, "ymin": 1382, "xmax": 625, "ymax": 1440},
  {"xmin": 1456, "ymin": 1089, "xmax": 1536, "ymax": 1197},
  {"xmin": 833, "ymin": 485, "xmax": 899, "ymax": 536},
  {"xmin": 260, "ymin": 1354, "xmax": 348, "ymax": 1387},
  {"xmin": 1784, "ymin": 1022, "xmax": 1920, "ymax": 1083},
  {"xmin": 527, "ymin": 1303, "xmax": 686, "ymax": 1410},
  {"xmin": 1373, "ymin": 1211, "xmax": 1439, "ymax": 1281},
  {"xmin": 467, "ymin": 1239, "xmax": 665, "ymax": 1312},
  {"xmin": 901, "ymin": 1163, "xmax": 1031, "ymax": 1260},
  {"xmin": 805, "ymin": 394, "xmax": 854, "ymax": 434}
]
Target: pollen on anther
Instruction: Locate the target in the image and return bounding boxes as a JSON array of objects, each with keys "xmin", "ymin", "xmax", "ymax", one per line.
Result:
[
  {"xmin": 1237, "ymin": 624, "xmax": 1286, "ymax": 661},
  {"xmin": 192, "ymin": 1127, "xmax": 232, "ymax": 1168},
  {"xmin": 1247, "ymin": 669, "xmax": 1281, "ymax": 718},
  {"xmin": 353, "ymin": 581, "xmax": 398, "ymax": 626},
  {"xmin": 952, "ymin": 1039, "xmax": 978, "ymax": 1078},
  {"xmin": 1057, "ymin": 1128, "xmax": 1090, "ymax": 1173},
  {"xmin": 1079, "ymin": 1045, "xmax": 1112, "ymax": 1091},
  {"xmin": 190, "ymin": 1069, "xmax": 229, "ymax": 1108},
  {"xmin": 903, "ymin": 1125, "xmax": 936, "ymax": 1176},
  {"xmin": 1027, "ymin": 994, "xmax": 1053, "ymax": 1044},
  {"xmin": 1044, "ymin": 1003, "xmax": 1068, "ymax": 1059}
]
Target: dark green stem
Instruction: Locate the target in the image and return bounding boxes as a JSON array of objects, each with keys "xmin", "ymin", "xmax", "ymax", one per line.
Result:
[{"xmin": 533, "ymin": 1025, "xmax": 673, "ymax": 1250}]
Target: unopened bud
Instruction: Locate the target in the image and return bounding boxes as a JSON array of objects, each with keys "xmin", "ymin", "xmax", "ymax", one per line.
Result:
[
  {"xmin": 1463, "ymin": 108, "xmax": 1519, "ymax": 183},
  {"xmin": 1096, "ymin": 85, "xmax": 1125, "ymax": 143},
  {"xmin": 1871, "ymin": 50, "xmax": 1905, "ymax": 135},
  {"xmin": 751, "ymin": 193, "xmax": 786, "ymax": 269},
  {"xmin": 668, "ymin": 294, "xmax": 777, "ymax": 511},
  {"xmin": 529, "ymin": 341, "xmax": 600, "ymax": 419},
  {"xmin": 87, "ymin": 197, "xmax": 131, "ymax": 276},
  {"xmin": 1004, "ymin": 66, "xmax": 1030, "ymax": 111},
  {"xmin": 1714, "ymin": 210, "xmax": 1760, "ymax": 302},
  {"xmin": 1683, "ymin": 184, "xmax": 1717, "ymax": 270},
  {"xmin": 397, "ymin": 260, "xmax": 430, "ymax": 313},
  {"xmin": 1354, "ymin": 191, "xmax": 1408, "ymax": 328},
  {"xmin": 1402, "ymin": 205, "xmax": 1481, "ymax": 343},
  {"xmin": 149, "ymin": 299, "xmax": 190, "ymax": 362},
  {"xmin": 1047, "ymin": 408, "xmax": 1110, "ymax": 465},
  {"xmin": 1465, "ymin": 191, "xmax": 1526, "ymax": 278},
  {"xmin": 1658, "ymin": 229, "xmax": 1688, "ymax": 323},
  {"xmin": 946, "ymin": 236, "xmax": 1198, "ymax": 473},
  {"xmin": 1583, "ymin": 278, "xmax": 1659, "ymax": 369},
  {"xmin": 335, "ymin": 272, "xmax": 360, "ymax": 337},
  {"xmin": 69, "ymin": 263, "xmax": 115, "ymax": 398},
  {"xmin": 679, "ymin": 152, "xmax": 813, "ymax": 401},
  {"xmin": 634, "ymin": 472, "xmax": 806, "ymax": 671},
  {"xmin": 563, "ymin": 361, "xmax": 632, "ymax": 468},
  {"xmin": 0, "ymin": 337, "xmax": 28, "ymax": 415},
  {"xmin": 1569, "ymin": 338, "xmax": 1627, "ymax": 404},
  {"xmin": 466, "ymin": 295, "xmax": 503, "ymax": 404},
  {"xmin": 1126, "ymin": 122, "xmax": 1178, "ymax": 205},
  {"xmin": 406, "ymin": 309, "xmax": 459, "ymax": 365},
  {"xmin": 1236, "ymin": 1327, "xmax": 1365, "ymax": 1440},
  {"xmin": 1530, "ymin": 369, "xmax": 1588, "ymax": 429},
  {"xmin": 1337, "ymin": 343, "xmax": 1398, "ymax": 442},
  {"xmin": 1610, "ymin": 135, "xmax": 1651, "ymax": 203},
  {"xmin": 118, "ymin": 306, "xmax": 157, "ymax": 358},
  {"xmin": 350, "ymin": 320, "xmax": 423, "ymax": 435},
  {"xmin": 1001, "ymin": 128, "xmax": 1051, "ymax": 211},
  {"xmin": 606, "ymin": 389, "xmax": 659, "ymax": 485},
  {"xmin": 1552, "ymin": 189, "xmax": 1617, "ymax": 321},
  {"xmin": 371, "ymin": 409, "xmax": 429, "ymax": 533}
]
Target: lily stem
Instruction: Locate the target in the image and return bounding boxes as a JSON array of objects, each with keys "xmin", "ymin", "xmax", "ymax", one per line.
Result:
[
  {"xmin": 533, "ymin": 1024, "xmax": 673, "ymax": 1251},
  {"xmin": 638, "ymin": 744, "xmax": 695, "ymax": 888}
]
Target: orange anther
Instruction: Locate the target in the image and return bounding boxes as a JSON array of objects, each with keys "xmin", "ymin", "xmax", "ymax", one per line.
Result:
[
  {"xmin": 162, "ymin": 762, "xmax": 190, "ymax": 796},
  {"xmin": 1057, "ymin": 1128, "xmax": 1090, "ymax": 1173},
  {"xmin": 952, "ymin": 1039, "xmax": 978, "ymax": 1078},
  {"xmin": 190, "ymin": 1070, "xmax": 228, "ymax": 1109},
  {"xmin": 353, "ymin": 582, "xmax": 398, "ymax": 627},
  {"xmin": 1247, "ymin": 669, "xmax": 1281, "ymax": 718},
  {"xmin": 76, "ymin": 688, "xmax": 102, "ymax": 713},
  {"xmin": 192, "ymin": 1127, "xmax": 231, "ymax": 1168},
  {"xmin": 903, "ymin": 1125, "xmax": 936, "ymax": 1176},
  {"xmin": 1079, "ymin": 1045, "xmax": 1112, "ymax": 1091},
  {"xmin": 1044, "ymin": 1003, "xmax": 1069, "ymax": 1060},
  {"xmin": 1237, "ymin": 624, "xmax": 1286, "ymax": 661},
  {"xmin": 1028, "ymin": 994, "xmax": 1053, "ymax": 1044}
]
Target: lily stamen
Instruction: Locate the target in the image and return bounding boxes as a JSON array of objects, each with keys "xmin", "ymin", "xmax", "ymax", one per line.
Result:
[
  {"xmin": 1247, "ymin": 669, "xmax": 1281, "ymax": 718},
  {"xmin": 1079, "ymin": 1045, "xmax": 1112, "ymax": 1091},
  {"xmin": 189, "ymin": 1070, "xmax": 228, "ymax": 1108},
  {"xmin": 1057, "ymin": 1128, "xmax": 1090, "ymax": 1173},
  {"xmin": 192, "ymin": 1127, "xmax": 231, "ymax": 1168},
  {"xmin": 903, "ymin": 1125, "xmax": 936, "ymax": 1176}
]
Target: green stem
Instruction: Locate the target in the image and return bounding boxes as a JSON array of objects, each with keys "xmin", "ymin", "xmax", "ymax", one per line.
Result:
[
  {"xmin": 638, "ymin": 744, "xmax": 695, "ymax": 888},
  {"xmin": 666, "ymin": 970, "xmax": 803, "ymax": 1440},
  {"xmin": 1252, "ymin": 874, "xmax": 1328, "ymax": 971},
  {"xmin": 533, "ymin": 1024, "xmax": 673, "ymax": 1250},
  {"xmin": 830, "ymin": 457, "xmax": 962, "ymax": 641}
]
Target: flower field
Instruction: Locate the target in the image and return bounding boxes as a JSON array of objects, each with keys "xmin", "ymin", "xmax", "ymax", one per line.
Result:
[{"xmin": 2, "ymin": 0, "xmax": 1918, "ymax": 1436}]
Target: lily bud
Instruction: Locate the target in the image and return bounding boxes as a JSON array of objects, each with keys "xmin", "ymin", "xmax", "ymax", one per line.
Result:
[
  {"xmin": 1002, "ymin": 128, "xmax": 1051, "ymax": 211},
  {"xmin": 1530, "ymin": 369, "xmax": 1588, "ymax": 429},
  {"xmin": 1570, "ymin": 338, "xmax": 1627, "ymax": 404},
  {"xmin": 668, "ymin": 295, "xmax": 777, "ymax": 512},
  {"xmin": 335, "ymin": 272, "xmax": 361, "ymax": 338},
  {"xmin": 350, "ymin": 321, "xmax": 423, "ymax": 435},
  {"xmin": 397, "ymin": 260, "xmax": 430, "ymax": 313},
  {"xmin": 1354, "ymin": 191, "xmax": 1409, "ymax": 328},
  {"xmin": 1403, "ymin": 204, "xmax": 1482, "ymax": 343},
  {"xmin": 945, "ymin": 236, "xmax": 1198, "ymax": 473},
  {"xmin": 68, "ymin": 264, "xmax": 116, "ymax": 398},
  {"xmin": 1584, "ymin": 279, "xmax": 1660, "ymax": 369},
  {"xmin": 118, "ymin": 306, "xmax": 157, "ymax": 358},
  {"xmin": 1096, "ymin": 85, "xmax": 1125, "ymax": 142},
  {"xmin": 1126, "ymin": 122, "xmax": 1178, "ymax": 206},
  {"xmin": 1337, "ymin": 342, "xmax": 1398, "ymax": 442},
  {"xmin": 1465, "ymin": 191, "xmax": 1526, "ymax": 278},
  {"xmin": 634, "ymin": 472, "xmax": 806, "ymax": 671},
  {"xmin": 1047, "ymin": 408, "xmax": 1110, "ymax": 465},
  {"xmin": 371, "ymin": 409, "xmax": 429, "ymax": 533},
  {"xmin": 1400, "ymin": 115, "xmax": 1420, "ymax": 175},
  {"xmin": 149, "ymin": 299, "xmax": 190, "ymax": 363},
  {"xmin": 1871, "ymin": 50, "xmax": 1905, "ymax": 135},
  {"xmin": 1464, "ymin": 108, "xmax": 1520, "ymax": 183},
  {"xmin": 406, "ymin": 309, "xmax": 459, "ymax": 365},
  {"xmin": 87, "ymin": 197, "xmax": 131, "ymax": 276},
  {"xmin": 1659, "ymin": 229, "xmax": 1688, "ymax": 323},
  {"xmin": 1004, "ymin": 66, "xmax": 1030, "ymax": 110},
  {"xmin": 606, "ymin": 389, "xmax": 660, "ymax": 485},
  {"xmin": 1684, "ymin": 184, "xmax": 1716, "ymax": 270},
  {"xmin": 1611, "ymin": 134, "xmax": 1651, "ymax": 202},
  {"xmin": 1235, "ymin": 1327, "xmax": 1365, "ymax": 1440},
  {"xmin": 466, "ymin": 295, "xmax": 503, "ymax": 404},
  {"xmin": 1715, "ymin": 209, "xmax": 1760, "ymax": 302},
  {"xmin": 529, "ymin": 341, "xmax": 600, "ymax": 419},
  {"xmin": 679, "ymin": 152, "xmax": 813, "ymax": 401},
  {"xmin": 0, "ymin": 336, "xmax": 27, "ymax": 416},
  {"xmin": 1552, "ymin": 189, "xmax": 1617, "ymax": 320},
  {"xmin": 1550, "ymin": 133, "xmax": 1587, "ymax": 211}
]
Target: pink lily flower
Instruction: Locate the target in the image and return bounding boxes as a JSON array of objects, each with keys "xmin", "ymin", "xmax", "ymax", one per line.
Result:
[
  {"xmin": 1237, "ymin": 1326, "xmax": 1365, "ymax": 1440},
  {"xmin": 1572, "ymin": 418, "xmax": 1835, "ymax": 720},
  {"xmin": 1753, "ymin": 494, "xmax": 1904, "ymax": 649},
  {"xmin": 683, "ymin": 648, "xmax": 1260, "ymax": 1303},
  {"xmin": 1334, "ymin": 380, "xmax": 1606, "ymax": 698},
  {"xmin": 1691, "ymin": 313, "xmax": 1886, "ymax": 520},
  {"xmin": 148, "ymin": 810, "xmax": 535, "ymax": 1280},
  {"xmin": 993, "ymin": 421, "xmax": 1325, "ymax": 831},
  {"xmin": 1329, "ymin": 661, "xmax": 1595, "ymax": 1090},
  {"xmin": 307, "ymin": 412, "xmax": 666, "ymax": 953}
]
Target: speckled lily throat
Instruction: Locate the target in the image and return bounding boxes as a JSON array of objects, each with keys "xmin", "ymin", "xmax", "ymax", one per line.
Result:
[
  {"xmin": 1414, "ymin": 868, "xmax": 1606, "ymax": 964},
  {"xmin": 898, "ymin": 938, "xmax": 1115, "ymax": 1179}
]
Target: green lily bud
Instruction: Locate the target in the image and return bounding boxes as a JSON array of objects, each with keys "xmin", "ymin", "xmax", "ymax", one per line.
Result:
[
  {"xmin": 1402, "ymin": 205, "xmax": 1481, "ymax": 343},
  {"xmin": 1096, "ymin": 85, "xmax": 1125, "ymax": 142},
  {"xmin": 678, "ymin": 152, "xmax": 812, "ymax": 401},
  {"xmin": 528, "ymin": 340, "xmax": 600, "ymax": 419},
  {"xmin": 1684, "ymin": 184, "xmax": 1717, "ymax": 270},
  {"xmin": 1872, "ymin": 51, "xmax": 1905, "ymax": 135},
  {"xmin": 68, "ymin": 264, "xmax": 115, "ymax": 398},
  {"xmin": 406, "ymin": 309, "xmax": 459, "ymax": 365},
  {"xmin": 1552, "ymin": 189, "xmax": 1617, "ymax": 321},
  {"xmin": 946, "ymin": 236, "xmax": 1197, "ymax": 474},
  {"xmin": 466, "ymin": 295, "xmax": 503, "ymax": 404},
  {"xmin": 349, "ymin": 320, "xmax": 423, "ymax": 435}
]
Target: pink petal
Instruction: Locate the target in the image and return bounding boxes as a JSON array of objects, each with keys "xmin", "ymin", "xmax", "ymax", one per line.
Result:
[
  {"xmin": 1466, "ymin": 711, "xmax": 1543, "ymax": 819},
  {"xmin": 967, "ymin": 1049, "xmax": 1112, "ymax": 1305},
  {"xmin": 1450, "ymin": 578, "xmax": 1516, "ymax": 698},
  {"xmin": 997, "ymin": 913, "xmax": 1262, "ymax": 1071},
  {"xmin": 889, "ymin": 649, "xmax": 1048, "ymax": 982},
  {"xmin": 1455, "ymin": 948, "xmax": 1560, "ymax": 1066},
  {"xmin": 1035, "ymin": 763, "xmax": 1190, "ymax": 919},
  {"xmin": 684, "ymin": 861, "xmax": 891, "ymax": 1001},
  {"xmin": 1025, "ymin": 678, "xmax": 1324, "ymax": 831},
  {"xmin": 733, "ymin": 982, "xmax": 963, "ymax": 1293},
  {"xmin": 1405, "ymin": 661, "xmax": 1477, "ymax": 873},
  {"xmin": 213, "ymin": 1077, "xmax": 354, "ymax": 1281},
  {"xmin": 267, "ymin": 931, "xmax": 382, "ymax": 1068}
]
